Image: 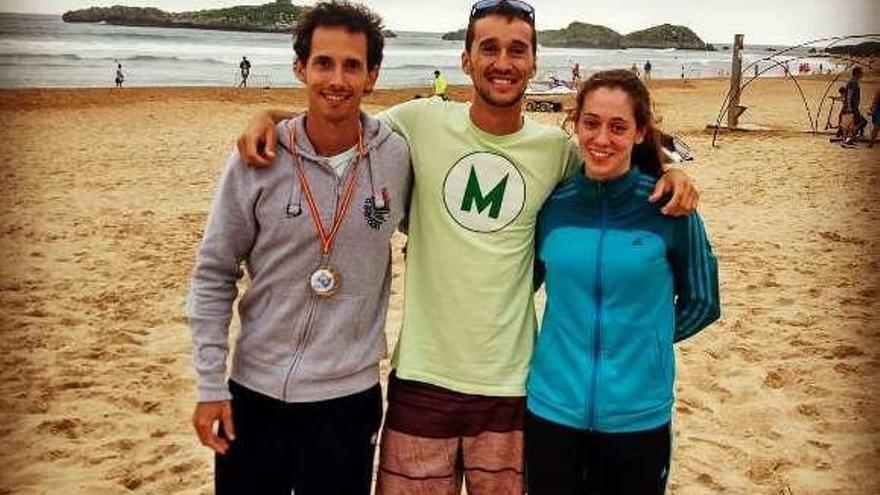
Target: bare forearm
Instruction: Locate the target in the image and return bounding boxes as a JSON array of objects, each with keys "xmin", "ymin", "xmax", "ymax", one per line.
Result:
[{"xmin": 268, "ymin": 109, "xmax": 295, "ymax": 124}]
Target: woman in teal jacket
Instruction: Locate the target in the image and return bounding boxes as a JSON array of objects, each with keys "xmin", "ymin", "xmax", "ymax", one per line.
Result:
[{"xmin": 526, "ymin": 70, "xmax": 720, "ymax": 494}]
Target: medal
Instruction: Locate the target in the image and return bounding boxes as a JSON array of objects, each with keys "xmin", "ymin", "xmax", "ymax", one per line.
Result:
[
  {"xmin": 289, "ymin": 120, "xmax": 364, "ymax": 298},
  {"xmin": 309, "ymin": 266, "xmax": 341, "ymax": 297}
]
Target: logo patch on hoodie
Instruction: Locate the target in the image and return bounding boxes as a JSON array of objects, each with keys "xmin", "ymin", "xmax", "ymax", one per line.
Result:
[{"xmin": 364, "ymin": 188, "xmax": 391, "ymax": 229}]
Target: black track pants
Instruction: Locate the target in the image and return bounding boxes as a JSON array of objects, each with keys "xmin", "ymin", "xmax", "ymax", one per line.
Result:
[{"xmin": 525, "ymin": 411, "xmax": 671, "ymax": 495}]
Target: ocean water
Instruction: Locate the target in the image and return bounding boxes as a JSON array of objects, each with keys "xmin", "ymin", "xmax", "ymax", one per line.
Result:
[{"xmin": 0, "ymin": 13, "xmax": 835, "ymax": 89}]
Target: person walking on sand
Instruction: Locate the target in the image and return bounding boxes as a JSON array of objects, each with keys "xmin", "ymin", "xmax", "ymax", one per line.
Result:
[
  {"xmin": 643, "ymin": 59, "xmax": 652, "ymax": 81},
  {"xmin": 526, "ymin": 69, "xmax": 720, "ymax": 495},
  {"xmin": 233, "ymin": 1, "xmax": 700, "ymax": 492},
  {"xmin": 114, "ymin": 63, "xmax": 124, "ymax": 88},
  {"xmin": 187, "ymin": 3, "xmax": 411, "ymax": 494},
  {"xmin": 432, "ymin": 69, "xmax": 448, "ymax": 100},
  {"xmin": 571, "ymin": 59, "xmax": 582, "ymax": 86},
  {"xmin": 238, "ymin": 56, "xmax": 251, "ymax": 87}
]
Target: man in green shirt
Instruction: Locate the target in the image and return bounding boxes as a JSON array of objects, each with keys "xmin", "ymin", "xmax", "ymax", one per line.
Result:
[{"xmin": 235, "ymin": 1, "xmax": 697, "ymax": 493}]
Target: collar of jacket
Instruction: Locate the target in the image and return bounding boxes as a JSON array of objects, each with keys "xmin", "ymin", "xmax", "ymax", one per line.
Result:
[
  {"xmin": 573, "ymin": 166, "xmax": 641, "ymax": 202},
  {"xmin": 279, "ymin": 110, "xmax": 389, "ymax": 163}
]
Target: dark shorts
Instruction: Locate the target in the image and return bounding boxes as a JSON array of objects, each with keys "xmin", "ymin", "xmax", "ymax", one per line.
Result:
[{"xmin": 376, "ymin": 372, "xmax": 526, "ymax": 495}]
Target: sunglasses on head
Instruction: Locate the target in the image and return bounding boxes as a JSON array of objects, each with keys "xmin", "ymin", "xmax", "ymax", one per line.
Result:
[{"xmin": 469, "ymin": 0, "xmax": 535, "ymax": 23}]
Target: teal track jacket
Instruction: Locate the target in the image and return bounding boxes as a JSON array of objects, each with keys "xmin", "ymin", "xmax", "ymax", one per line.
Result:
[{"xmin": 528, "ymin": 167, "xmax": 720, "ymax": 433}]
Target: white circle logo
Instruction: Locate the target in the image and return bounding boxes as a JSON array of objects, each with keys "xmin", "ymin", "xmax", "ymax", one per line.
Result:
[{"xmin": 443, "ymin": 152, "xmax": 526, "ymax": 233}]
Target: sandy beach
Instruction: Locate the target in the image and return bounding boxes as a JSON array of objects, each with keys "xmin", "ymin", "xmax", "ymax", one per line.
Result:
[{"xmin": 1, "ymin": 76, "xmax": 878, "ymax": 494}]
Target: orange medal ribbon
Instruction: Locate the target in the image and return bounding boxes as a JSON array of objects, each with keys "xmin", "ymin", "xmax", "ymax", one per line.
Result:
[{"xmin": 289, "ymin": 121, "xmax": 365, "ymax": 297}]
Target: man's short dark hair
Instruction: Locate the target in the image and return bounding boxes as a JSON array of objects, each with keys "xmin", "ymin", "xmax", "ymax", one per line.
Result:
[
  {"xmin": 465, "ymin": 2, "xmax": 537, "ymax": 56},
  {"xmin": 293, "ymin": 1, "xmax": 385, "ymax": 71},
  {"xmin": 852, "ymin": 66, "xmax": 863, "ymax": 78}
]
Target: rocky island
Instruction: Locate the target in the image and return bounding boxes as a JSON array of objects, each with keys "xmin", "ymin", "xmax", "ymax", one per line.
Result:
[
  {"xmin": 825, "ymin": 41, "xmax": 880, "ymax": 58},
  {"xmin": 62, "ymin": 0, "xmax": 396, "ymax": 36},
  {"xmin": 443, "ymin": 21, "xmax": 709, "ymax": 50}
]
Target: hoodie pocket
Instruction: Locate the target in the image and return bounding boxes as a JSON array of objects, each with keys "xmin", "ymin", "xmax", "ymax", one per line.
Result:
[{"xmin": 297, "ymin": 294, "xmax": 379, "ymax": 381}]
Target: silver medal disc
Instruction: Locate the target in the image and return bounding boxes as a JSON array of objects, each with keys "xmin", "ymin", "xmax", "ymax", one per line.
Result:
[{"xmin": 309, "ymin": 267, "xmax": 340, "ymax": 297}]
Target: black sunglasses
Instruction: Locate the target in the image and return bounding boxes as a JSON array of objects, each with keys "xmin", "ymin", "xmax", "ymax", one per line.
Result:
[{"xmin": 469, "ymin": 0, "xmax": 535, "ymax": 23}]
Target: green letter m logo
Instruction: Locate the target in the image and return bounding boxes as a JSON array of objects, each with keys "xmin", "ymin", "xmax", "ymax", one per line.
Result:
[{"xmin": 460, "ymin": 166, "xmax": 508, "ymax": 219}]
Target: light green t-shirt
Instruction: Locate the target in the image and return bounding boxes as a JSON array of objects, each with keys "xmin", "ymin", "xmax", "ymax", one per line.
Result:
[{"xmin": 380, "ymin": 98, "xmax": 581, "ymax": 396}]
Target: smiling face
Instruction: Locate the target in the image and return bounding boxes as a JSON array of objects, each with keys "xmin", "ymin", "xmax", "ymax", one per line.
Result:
[
  {"xmin": 577, "ymin": 86, "xmax": 646, "ymax": 181},
  {"xmin": 294, "ymin": 25, "xmax": 378, "ymax": 126},
  {"xmin": 462, "ymin": 14, "xmax": 536, "ymax": 111}
]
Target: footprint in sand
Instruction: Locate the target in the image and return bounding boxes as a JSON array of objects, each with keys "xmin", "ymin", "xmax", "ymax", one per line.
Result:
[
  {"xmin": 762, "ymin": 369, "xmax": 790, "ymax": 389},
  {"xmin": 796, "ymin": 403, "xmax": 821, "ymax": 418},
  {"xmin": 833, "ymin": 362, "xmax": 860, "ymax": 375},
  {"xmin": 37, "ymin": 417, "xmax": 86, "ymax": 439},
  {"xmin": 828, "ymin": 344, "xmax": 864, "ymax": 359},
  {"xmin": 696, "ymin": 473, "xmax": 726, "ymax": 491}
]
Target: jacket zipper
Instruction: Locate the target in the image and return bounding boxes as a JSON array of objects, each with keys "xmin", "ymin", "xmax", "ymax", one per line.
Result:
[
  {"xmin": 282, "ymin": 294, "xmax": 317, "ymax": 401},
  {"xmin": 280, "ymin": 157, "xmax": 346, "ymax": 401},
  {"xmin": 588, "ymin": 182, "xmax": 607, "ymax": 429}
]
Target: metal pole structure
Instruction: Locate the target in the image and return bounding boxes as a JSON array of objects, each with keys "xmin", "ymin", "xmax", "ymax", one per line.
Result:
[{"xmin": 728, "ymin": 34, "xmax": 745, "ymax": 129}]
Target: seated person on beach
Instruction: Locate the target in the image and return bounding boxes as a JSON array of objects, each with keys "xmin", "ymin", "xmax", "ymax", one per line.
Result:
[{"xmin": 187, "ymin": 3, "xmax": 411, "ymax": 494}]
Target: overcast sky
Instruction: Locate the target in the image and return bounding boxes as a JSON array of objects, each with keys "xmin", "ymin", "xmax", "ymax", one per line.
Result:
[{"xmin": 2, "ymin": 0, "xmax": 878, "ymax": 45}]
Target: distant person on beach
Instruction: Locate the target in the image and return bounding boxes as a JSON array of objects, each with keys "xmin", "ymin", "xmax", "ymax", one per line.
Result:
[
  {"xmin": 643, "ymin": 59, "xmax": 652, "ymax": 80},
  {"xmin": 432, "ymin": 69, "xmax": 448, "ymax": 99},
  {"xmin": 114, "ymin": 63, "xmax": 124, "ymax": 88},
  {"xmin": 571, "ymin": 60, "xmax": 582, "ymax": 85},
  {"xmin": 869, "ymin": 87, "xmax": 880, "ymax": 148},
  {"xmin": 527, "ymin": 69, "xmax": 720, "ymax": 495},
  {"xmin": 238, "ymin": 56, "xmax": 251, "ymax": 87},
  {"xmin": 233, "ymin": 2, "xmax": 699, "ymax": 492},
  {"xmin": 840, "ymin": 66, "xmax": 865, "ymax": 148},
  {"xmin": 631, "ymin": 62, "xmax": 640, "ymax": 77},
  {"xmin": 187, "ymin": 3, "xmax": 411, "ymax": 494}
]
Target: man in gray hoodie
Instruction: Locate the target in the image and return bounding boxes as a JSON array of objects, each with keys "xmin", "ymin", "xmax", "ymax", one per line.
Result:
[{"xmin": 187, "ymin": 3, "xmax": 411, "ymax": 494}]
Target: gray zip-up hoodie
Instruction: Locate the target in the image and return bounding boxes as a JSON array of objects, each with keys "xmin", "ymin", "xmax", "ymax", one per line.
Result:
[{"xmin": 187, "ymin": 112, "xmax": 411, "ymax": 403}]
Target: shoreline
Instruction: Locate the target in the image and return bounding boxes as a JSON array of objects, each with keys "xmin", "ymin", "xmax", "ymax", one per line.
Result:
[{"xmin": 0, "ymin": 75, "xmax": 864, "ymax": 112}]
